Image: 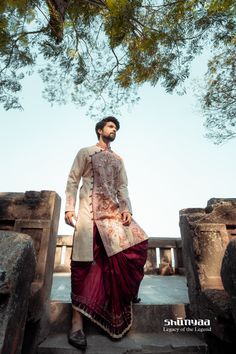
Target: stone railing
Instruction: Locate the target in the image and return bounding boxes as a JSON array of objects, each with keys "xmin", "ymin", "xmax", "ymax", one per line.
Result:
[
  {"xmin": 54, "ymin": 236, "xmax": 184, "ymax": 275},
  {"xmin": 146, "ymin": 237, "xmax": 184, "ymax": 275}
]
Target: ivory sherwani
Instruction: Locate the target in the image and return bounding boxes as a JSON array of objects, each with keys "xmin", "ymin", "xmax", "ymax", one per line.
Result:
[{"xmin": 65, "ymin": 144, "xmax": 148, "ymax": 261}]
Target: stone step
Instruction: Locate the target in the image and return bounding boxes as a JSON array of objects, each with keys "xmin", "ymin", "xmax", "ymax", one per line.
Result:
[
  {"xmin": 49, "ymin": 301, "xmax": 191, "ymax": 334},
  {"xmin": 37, "ymin": 332, "xmax": 208, "ymax": 354}
]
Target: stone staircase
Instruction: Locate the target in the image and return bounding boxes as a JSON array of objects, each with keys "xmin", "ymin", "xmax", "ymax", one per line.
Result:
[{"xmin": 37, "ymin": 276, "xmax": 209, "ymax": 354}]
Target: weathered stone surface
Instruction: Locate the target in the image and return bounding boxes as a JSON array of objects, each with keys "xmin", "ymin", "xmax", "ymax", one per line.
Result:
[
  {"xmin": 221, "ymin": 237, "xmax": 236, "ymax": 330},
  {"xmin": 0, "ymin": 269, "xmax": 9, "ymax": 295},
  {"xmin": 0, "ymin": 191, "xmax": 61, "ymax": 317},
  {"xmin": 221, "ymin": 238, "xmax": 236, "ymax": 297},
  {"xmin": 37, "ymin": 331, "xmax": 208, "ymax": 354},
  {"xmin": 0, "ymin": 231, "xmax": 36, "ymax": 354},
  {"xmin": 0, "ymin": 190, "xmax": 61, "ymax": 354},
  {"xmin": 181, "ymin": 198, "xmax": 236, "ymax": 234},
  {"xmin": 179, "ymin": 198, "xmax": 236, "ymax": 346},
  {"xmin": 0, "ymin": 190, "xmax": 59, "ymax": 222}
]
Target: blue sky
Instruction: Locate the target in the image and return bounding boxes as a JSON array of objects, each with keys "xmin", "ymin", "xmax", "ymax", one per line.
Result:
[{"xmin": 1, "ymin": 53, "xmax": 235, "ymax": 238}]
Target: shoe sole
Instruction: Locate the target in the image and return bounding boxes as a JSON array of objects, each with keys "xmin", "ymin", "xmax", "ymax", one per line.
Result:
[{"xmin": 68, "ymin": 338, "xmax": 87, "ymax": 350}]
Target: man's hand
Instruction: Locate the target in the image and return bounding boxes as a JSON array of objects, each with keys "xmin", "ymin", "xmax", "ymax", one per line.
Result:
[
  {"xmin": 121, "ymin": 212, "xmax": 132, "ymax": 226},
  {"xmin": 65, "ymin": 211, "xmax": 77, "ymax": 227}
]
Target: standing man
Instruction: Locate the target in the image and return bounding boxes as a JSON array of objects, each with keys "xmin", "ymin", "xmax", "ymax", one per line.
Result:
[{"xmin": 65, "ymin": 116, "xmax": 148, "ymax": 350}]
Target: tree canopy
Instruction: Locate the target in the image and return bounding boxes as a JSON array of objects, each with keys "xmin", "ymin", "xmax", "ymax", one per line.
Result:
[{"xmin": 0, "ymin": 0, "xmax": 235, "ymax": 143}]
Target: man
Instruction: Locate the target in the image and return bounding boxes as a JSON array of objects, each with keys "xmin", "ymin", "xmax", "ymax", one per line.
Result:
[{"xmin": 65, "ymin": 116, "xmax": 148, "ymax": 350}]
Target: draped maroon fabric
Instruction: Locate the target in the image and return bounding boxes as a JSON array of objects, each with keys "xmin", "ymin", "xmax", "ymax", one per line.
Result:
[{"xmin": 71, "ymin": 225, "xmax": 148, "ymax": 338}]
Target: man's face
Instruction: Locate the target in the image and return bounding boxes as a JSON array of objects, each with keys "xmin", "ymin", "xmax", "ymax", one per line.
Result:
[{"xmin": 99, "ymin": 121, "xmax": 117, "ymax": 141}]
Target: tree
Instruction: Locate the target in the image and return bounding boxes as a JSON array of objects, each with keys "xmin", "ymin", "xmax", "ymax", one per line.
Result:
[
  {"xmin": 202, "ymin": 44, "xmax": 236, "ymax": 144},
  {"xmin": 0, "ymin": 0, "xmax": 235, "ymax": 143}
]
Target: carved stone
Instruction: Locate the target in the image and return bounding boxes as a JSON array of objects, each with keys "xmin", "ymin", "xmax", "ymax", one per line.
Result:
[
  {"xmin": 0, "ymin": 190, "xmax": 61, "ymax": 354},
  {"xmin": 0, "ymin": 231, "xmax": 36, "ymax": 354},
  {"xmin": 179, "ymin": 198, "xmax": 236, "ymax": 344}
]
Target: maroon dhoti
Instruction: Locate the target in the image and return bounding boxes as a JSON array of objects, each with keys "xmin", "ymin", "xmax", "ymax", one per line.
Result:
[{"xmin": 71, "ymin": 225, "xmax": 148, "ymax": 338}]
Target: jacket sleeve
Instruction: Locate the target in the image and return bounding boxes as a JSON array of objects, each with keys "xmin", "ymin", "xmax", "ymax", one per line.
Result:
[
  {"xmin": 117, "ymin": 159, "xmax": 132, "ymax": 214},
  {"xmin": 65, "ymin": 149, "xmax": 86, "ymax": 212}
]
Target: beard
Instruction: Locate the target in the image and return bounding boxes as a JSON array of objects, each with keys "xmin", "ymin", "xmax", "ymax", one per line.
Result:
[{"xmin": 105, "ymin": 132, "xmax": 116, "ymax": 141}]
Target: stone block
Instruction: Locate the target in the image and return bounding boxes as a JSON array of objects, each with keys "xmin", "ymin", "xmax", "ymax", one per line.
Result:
[
  {"xmin": 179, "ymin": 198, "xmax": 236, "ymax": 345},
  {"xmin": 221, "ymin": 237, "xmax": 236, "ymax": 329},
  {"xmin": 0, "ymin": 231, "xmax": 36, "ymax": 354},
  {"xmin": 0, "ymin": 190, "xmax": 61, "ymax": 354}
]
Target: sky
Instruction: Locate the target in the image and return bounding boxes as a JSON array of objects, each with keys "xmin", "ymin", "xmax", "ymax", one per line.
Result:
[{"xmin": 1, "ymin": 53, "xmax": 236, "ymax": 239}]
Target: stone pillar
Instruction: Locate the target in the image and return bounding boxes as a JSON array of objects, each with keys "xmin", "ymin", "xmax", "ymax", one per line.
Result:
[{"xmin": 0, "ymin": 231, "xmax": 36, "ymax": 354}]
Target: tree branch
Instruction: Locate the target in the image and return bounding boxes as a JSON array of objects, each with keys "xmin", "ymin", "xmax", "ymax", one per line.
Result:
[
  {"xmin": 0, "ymin": 29, "xmax": 46, "ymax": 74},
  {"xmin": 84, "ymin": 0, "xmax": 107, "ymax": 8},
  {"xmin": 111, "ymin": 47, "xmax": 120, "ymax": 69}
]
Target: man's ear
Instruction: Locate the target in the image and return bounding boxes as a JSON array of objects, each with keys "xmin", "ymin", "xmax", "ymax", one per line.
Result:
[{"xmin": 98, "ymin": 128, "xmax": 102, "ymax": 136}]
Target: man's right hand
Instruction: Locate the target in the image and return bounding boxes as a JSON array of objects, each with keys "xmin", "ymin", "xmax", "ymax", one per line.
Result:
[{"xmin": 65, "ymin": 211, "xmax": 77, "ymax": 227}]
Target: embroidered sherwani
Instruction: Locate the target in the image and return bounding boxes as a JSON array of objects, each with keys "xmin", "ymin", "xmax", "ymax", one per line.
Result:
[
  {"xmin": 65, "ymin": 144, "xmax": 148, "ymax": 261},
  {"xmin": 66, "ymin": 144, "xmax": 148, "ymax": 338}
]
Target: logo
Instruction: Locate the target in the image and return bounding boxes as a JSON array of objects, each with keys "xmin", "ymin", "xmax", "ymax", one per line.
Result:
[{"xmin": 162, "ymin": 317, "xmax": 211, "ymax": 333}]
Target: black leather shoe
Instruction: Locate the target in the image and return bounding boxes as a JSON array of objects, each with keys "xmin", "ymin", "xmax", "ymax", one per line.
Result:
[
  {"xmin": 132, "ymin": 296, "xmax": 141, "ymax": 303},
  {"xmin": 68, "ymin": 329, "xmax": 87, "ymax": 350}
]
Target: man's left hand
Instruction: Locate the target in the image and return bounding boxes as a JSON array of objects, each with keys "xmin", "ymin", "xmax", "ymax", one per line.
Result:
[{"xmin": 121, "ymin": 212, "xmax": 132, "ymax": 226}]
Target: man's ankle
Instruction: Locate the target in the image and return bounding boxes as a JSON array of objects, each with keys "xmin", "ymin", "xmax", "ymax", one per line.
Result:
[{"xmin": 71, "ymin": 318, "xmax": 83, "ymax": 332}]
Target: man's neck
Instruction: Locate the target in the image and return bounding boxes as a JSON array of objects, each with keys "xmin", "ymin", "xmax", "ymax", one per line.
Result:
[{"xmin": 97, "ymin": 138, "xmax": 111, "ymax": 150}]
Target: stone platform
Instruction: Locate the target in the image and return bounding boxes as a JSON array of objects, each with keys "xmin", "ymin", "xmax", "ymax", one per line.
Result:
[
  {"xmin": 51, "ymin": 274, "xmax": 190, "ymax": 305},
  {"xmin": 38, "ymin": 331, "xmax": 207, "ymax": 354}
]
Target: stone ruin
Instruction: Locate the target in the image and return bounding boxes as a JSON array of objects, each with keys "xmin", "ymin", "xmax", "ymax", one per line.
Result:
[
  {"xmin": 0, "ymin": 191, "xmax": 61, "ymax": 354},
  {"xmin": 2, "ymin": 192, "xmax": 236, "ymax": 353},
  {"xmin": 0, "ymin": 231, "xmax": 36, "ymax": 354},
  {"xmin": 180, "ymin": 198, "xmax": 236, "ymax": 352}
]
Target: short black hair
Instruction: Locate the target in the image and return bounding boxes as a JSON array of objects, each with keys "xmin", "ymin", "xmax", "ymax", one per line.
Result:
[{"xmin": 95, "ymin": 116, "xmax": 120, "ymax": 140}]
